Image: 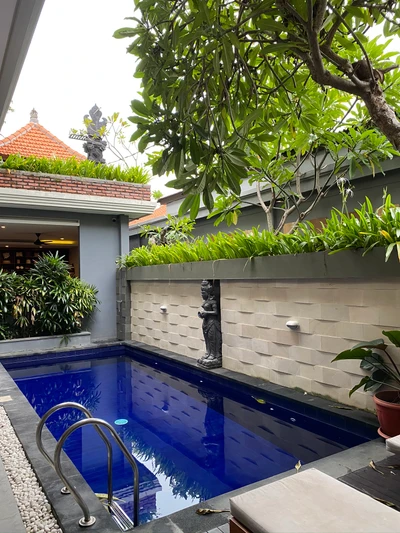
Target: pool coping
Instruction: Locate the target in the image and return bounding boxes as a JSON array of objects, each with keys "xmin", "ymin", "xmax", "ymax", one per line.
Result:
[{"xmin": 0, "ymin": 340, "xmax": 391, "ymax": 533}]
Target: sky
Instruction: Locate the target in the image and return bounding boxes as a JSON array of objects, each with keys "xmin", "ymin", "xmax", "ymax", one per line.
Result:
[
  {"xmin": 0, "ymin": 0, "xmax": 170, "ymax": 193},
  {"xmin": 1, "ymin": 2, "xmax": 399, "ymax": 198}
]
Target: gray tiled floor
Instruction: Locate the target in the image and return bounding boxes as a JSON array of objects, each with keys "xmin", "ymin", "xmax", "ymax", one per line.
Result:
[{"xmin": 206, "ymin": 523, "xmax": 230, "ymax": 533}]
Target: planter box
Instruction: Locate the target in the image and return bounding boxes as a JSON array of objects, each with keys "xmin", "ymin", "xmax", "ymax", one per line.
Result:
[
  {"xmin": 126, "ymin": 248, "xmax": 400, "ymax": 282},
  {"xmin": 0, "ymin": 331, "xmax": 91, "ymax": 356}
]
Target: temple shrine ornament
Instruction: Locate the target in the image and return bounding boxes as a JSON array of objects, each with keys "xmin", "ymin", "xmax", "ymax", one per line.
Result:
[{"xmin": 69, "ymin": 104, "xmax": 107, "ymax": 164}]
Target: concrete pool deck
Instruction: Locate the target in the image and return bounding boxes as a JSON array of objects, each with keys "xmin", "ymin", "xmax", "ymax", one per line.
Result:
[{"xmin": 0, "ymin": 340, "xmax": 391, "ymax": 533}]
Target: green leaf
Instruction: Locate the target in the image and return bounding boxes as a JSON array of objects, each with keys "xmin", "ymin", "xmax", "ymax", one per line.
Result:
[
  {"xmin": 349, "ymin": 376, "xmax": 370, "ymax": 396},
  {"xmin": 130, "ymin": 99, "xmax": 150, "ymax": 117},
  {"xmin": 190, "ymin": 194, "xmax": 200, "ymax": 220},
  {"xmin": 113, "ymin": 27, "xmax": 137, "ymax": 39},
  {"xmin": 255, "ymin": 19, "xmax": 287, "ymax": 32},
  {"xmin": 352, "ymin": 339, "xmax": 386, "ymax": 350},
  {"xmin": 190, "ymin": 138, "xmax": 202, "ymax": 164},
  {"xmin": 332, "ymin": 347, "xmax": 372, "ymax": 362},
  {"xmin": 383, "ymin": 330, "xmax": 400, "ymax": 348},
  {"xmin": 178, "ymin": 194, "xmax": 196, "ymax": 216},
  {"xmin": 360, "ymin": 353, "xmax": 385, "ymax": 371}
]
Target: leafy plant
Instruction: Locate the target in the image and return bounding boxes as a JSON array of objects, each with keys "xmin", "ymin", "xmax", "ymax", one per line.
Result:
[
  {"xmin": 332, "ymin": 331, "xmax": 400, "ymax": 396},
  {"xmin": 0, "ymin": 253, "xmax": 98, "ymax": 339},
  {"xmin": 118, "ymin": 194, "xmax": 400, "ymax": 268},
  {"xmin": 140, "ymin": 215, "xmax": 195, "ymax": 246},
  {"xmin": 0, "ymin": 154, "xmax": 150, "ymax": 184},
  {"xmin": 115, "ymin": 0, "xmax": 400, "ymax": 224}
]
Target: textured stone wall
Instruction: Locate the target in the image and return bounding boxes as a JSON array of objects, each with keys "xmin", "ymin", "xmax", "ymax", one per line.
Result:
[
  {"xmin": 130, "ymin": 278, "xmax": 400, "ymax": 410},
  {"xmin": 0, "ymin": 169, "xmax": 151, "ymax": 200},
  {"xmin": 131, "ymin": 281, "xmax": 205, "ymax": 359},
  {"xmin": 221, "ymin": 279, "xmax": 400, "ymax": 410}
]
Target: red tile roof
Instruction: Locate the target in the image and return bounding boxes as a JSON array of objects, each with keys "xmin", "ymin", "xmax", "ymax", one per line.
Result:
[
  {"xmin": 0, "ymin": 122, "xmax": 85, "ymax": 161},
  {"xmin": 129, "ymin": 204, "xmax": 167, "ymax": 227}
]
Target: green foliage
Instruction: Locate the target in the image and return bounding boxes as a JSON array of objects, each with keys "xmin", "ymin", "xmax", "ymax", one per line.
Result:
[
  {"xmin": 140, "ymin": 215, "xmax": 195, "ymax": 245},
  {"xmin": 333, "ymin": 331, "xmax": 400, "ymax": 396},
  {"xmin": 152, "ymin": 189, "xmax": 163, "ymax": 201},
  {"xmin": 115, "ymin": 0, "xmax": 400, "ymax": 220},
  {"xmin": 118, "ymin": 195, "xmax": 400, "ymax": 268},
  {"xmin": 0, "ymin": 154, "xmax": 150, "ymax": 184},
  {"xmin": 0, "ymin": 253, "xmax": 98, "ymax": 339}
]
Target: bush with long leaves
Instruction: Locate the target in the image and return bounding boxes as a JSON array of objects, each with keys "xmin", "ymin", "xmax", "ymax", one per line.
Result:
[
  {"xmin": 119, "ymin": 195, "xmax": 400, "ymax": 268},
  {"xmin": 0, "ymin": 154, "xmax": 150, "ymax": 184},
  {"xmin": 0, "ymin": 253, "xmax": 98, "ymax": 340}
]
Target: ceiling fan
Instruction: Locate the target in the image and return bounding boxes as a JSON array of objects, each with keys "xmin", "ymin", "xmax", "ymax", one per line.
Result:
[{"xmin": 33, "ymin": 233, "xmax": 52, "ymax": 246}]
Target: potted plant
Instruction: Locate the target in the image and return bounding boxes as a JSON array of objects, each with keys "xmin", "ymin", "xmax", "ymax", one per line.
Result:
[{"xmin": 332, "ymin": 330, "xmax": 400, "ymax": 438}]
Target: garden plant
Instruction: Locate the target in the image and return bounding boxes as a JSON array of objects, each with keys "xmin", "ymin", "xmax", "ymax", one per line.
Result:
[
  {"xmin": 119, "ymin": 194, "xmax": 400, "ymax": 268},
  {"xmin": 0, "ymin": 154, "xmax": 150, "ymax": 184},
  {"xmin": 0, "ymin": 253, "xmax": 98, "ymax": 340}
]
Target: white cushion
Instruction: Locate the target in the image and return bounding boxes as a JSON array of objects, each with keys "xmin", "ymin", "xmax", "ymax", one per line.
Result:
[
  {"xmin": 386, "ymin": 435, "xmax": 400, "ymax": 454},
  {"xmin": 230, "ymin": 468, "xmax": 400, "ymax": 533}
]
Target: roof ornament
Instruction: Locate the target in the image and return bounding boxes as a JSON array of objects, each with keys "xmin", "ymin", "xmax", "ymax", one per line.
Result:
[
  {"xmin": 30, "ymin": 109, "xmax": 39, "ymax": 124},
  {"xmin": 69, "ymin": 104, "xmax": 107, "ymax": 164}
]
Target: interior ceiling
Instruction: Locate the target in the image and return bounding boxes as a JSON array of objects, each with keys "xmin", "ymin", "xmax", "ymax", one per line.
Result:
[{"xmin": 0, "ymin": 223, "xmax": 78, "ymax": 248}]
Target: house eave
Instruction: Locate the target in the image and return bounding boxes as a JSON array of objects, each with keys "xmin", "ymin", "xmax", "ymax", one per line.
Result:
[
  {"xmin": 0, "ymin": 188, "xmax": 157, "ymax": 219},
  {"xmin": 0, "ymin": 0, "xmax": 46, "ymax": 129}
]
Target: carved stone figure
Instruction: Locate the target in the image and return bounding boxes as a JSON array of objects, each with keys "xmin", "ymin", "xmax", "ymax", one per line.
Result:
[
  {"xmin": 83, "ymin": 137, "xmax": 107, "ymax": 164},
  {"xmin": 84, "ymin": 104, "xmax": 107, "ymax": 137},
  {"xmin": 197, "ymin": 280, "xmax": 222, "ymax": 369},
  {"xmin": 82, "ymin": 104, "xmax": 107, "ymax": 164}
]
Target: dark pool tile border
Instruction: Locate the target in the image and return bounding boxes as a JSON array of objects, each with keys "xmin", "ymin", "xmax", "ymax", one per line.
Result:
[
  {"xmin": 0, "ymin": 362, "xmax": 120, "ymax": 533},
  {"xmin": 123, "ymin": 340, "xmax": 378, "ymax": 430}
]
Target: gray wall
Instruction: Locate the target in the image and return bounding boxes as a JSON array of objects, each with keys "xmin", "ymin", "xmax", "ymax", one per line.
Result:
[
  {"xmin": 129, "ymin": 164, "xmax": 400, "ymax": 248},
  {"xmin": 1, "ymin": 207, "xmax": 124, "ymax": 340}
]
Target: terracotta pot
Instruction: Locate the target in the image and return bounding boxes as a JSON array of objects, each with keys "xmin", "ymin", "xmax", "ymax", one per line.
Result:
[{"xmin": 373, "ymin": 390, "xmax": 400, "ymax": 438}]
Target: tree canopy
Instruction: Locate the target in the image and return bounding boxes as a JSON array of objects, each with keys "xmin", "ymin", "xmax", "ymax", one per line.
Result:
[{"xmin": 115, "ymin": 0, "xmax": 400, "ymax": 223}]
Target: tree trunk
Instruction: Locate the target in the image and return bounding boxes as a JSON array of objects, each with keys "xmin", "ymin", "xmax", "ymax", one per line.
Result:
[{"xmin": 362, "ymin": 86, "xmax": 400, "ymax": 151}]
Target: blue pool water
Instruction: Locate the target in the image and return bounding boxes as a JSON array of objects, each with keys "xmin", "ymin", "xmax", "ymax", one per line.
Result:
[{"xmin": 5, "ymin": 346, "xmax": 376, "ymax": 525}]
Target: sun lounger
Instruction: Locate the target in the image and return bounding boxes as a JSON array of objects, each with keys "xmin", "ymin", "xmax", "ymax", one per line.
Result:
[{"xmin": 229, "ymin": 468, "xmax": 400, "ymax": 533}]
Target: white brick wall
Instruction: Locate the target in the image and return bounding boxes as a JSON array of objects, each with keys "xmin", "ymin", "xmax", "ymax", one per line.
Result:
[
  {"xmin": 222, "ymin": 279, "xmax": 400, "ymax": 410},
  {"xmin": 131, "ymin": 281, "xmax": 205, "ymax": 360},
  {"xmin": 130, "ymin": 278, "xmax": 400, "ymax": 410}
]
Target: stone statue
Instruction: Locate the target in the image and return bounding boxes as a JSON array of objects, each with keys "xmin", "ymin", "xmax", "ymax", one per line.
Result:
[
  {"xmin": 84, "ymin": 104, "xmax": 107, "ymax": 137},
  {"xmin": 83, "ymin": 137, "xmax": 107, "ymax": 164},
  {"xmin": 82, "ymin": 104, "xmax": 107, "ymax": 164},
  {"xmin": 197, "ymin": 280, "xmax": 222, "ymax": 369}
]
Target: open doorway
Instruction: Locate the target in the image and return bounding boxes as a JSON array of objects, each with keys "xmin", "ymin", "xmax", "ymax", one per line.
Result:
[{"xmin": 0, "ymin": 217, "xmax": 79, "ymax": 276}]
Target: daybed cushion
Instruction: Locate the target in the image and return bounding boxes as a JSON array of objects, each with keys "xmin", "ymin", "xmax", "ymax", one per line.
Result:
[
  {"xmin": 229, "ymin": 468, "xmax": 400, "ymax": 533},
  {"xmin": 386, "ymin": 434, "xmax": 400, "ymax": 454}
]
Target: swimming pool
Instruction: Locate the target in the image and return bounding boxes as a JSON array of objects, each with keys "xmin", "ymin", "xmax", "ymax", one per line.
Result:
[{"xmin": 5, "ymin": 345, "xmax": 376, "ymax": 525}]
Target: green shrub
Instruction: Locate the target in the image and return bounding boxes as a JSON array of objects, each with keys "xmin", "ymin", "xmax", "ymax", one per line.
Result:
[
  {"xmin": 0, "ymin": 253, "xmax": 98, "ymax": 340},
  {"xmin": 0, "ymin": 154, "xmax": 150, "ymax": 184},
  {"xmin": 119, "ymin": 195, "xmax": 400, "ymax": 268}
]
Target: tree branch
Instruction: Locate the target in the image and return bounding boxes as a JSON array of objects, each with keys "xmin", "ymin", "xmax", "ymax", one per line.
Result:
[{"xmin": 327, "ymin": 2, "xmax": 376, "ymax": 86}]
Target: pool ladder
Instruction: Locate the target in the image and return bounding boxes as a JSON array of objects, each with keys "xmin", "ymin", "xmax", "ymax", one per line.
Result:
[{"xmin": 36, "ymin": 402, "xmax": 139, "ymax": 530}]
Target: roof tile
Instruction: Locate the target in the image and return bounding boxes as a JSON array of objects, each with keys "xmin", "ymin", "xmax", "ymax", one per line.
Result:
[
  {"xmin": 0, "ymin": 122, "xmax": 85, "ymax": 160},
  {"xmin": 129, "ymin": 204, "xmax": 167, "ymax": 227}
]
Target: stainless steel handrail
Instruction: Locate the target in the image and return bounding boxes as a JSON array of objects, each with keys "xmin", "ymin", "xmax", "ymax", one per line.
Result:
[
  {"xmin": 54, "ymin": 417, "xmax": 140, "ymax": 528},
  {"xmin": 36, "ymin": 402, "xmax": 113, "ymax": 504}
]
